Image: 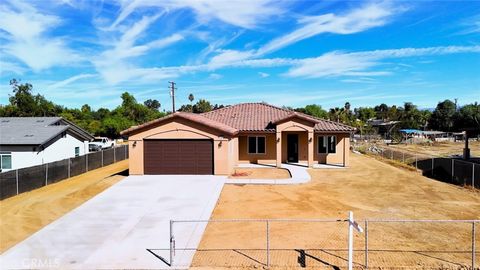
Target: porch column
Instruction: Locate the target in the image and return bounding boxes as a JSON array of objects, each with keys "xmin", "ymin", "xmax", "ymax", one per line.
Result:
[
  {"xmin": 276, "ymin": 132, "xmax": 282, "ymax": 168},
  {"xmin": 308, "ymin": 131, "xmax": 314, "ymax": 167}
]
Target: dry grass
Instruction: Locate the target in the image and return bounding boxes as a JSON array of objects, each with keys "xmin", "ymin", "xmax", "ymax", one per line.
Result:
[
  {"xmin": 192, "ymin": 153, "xmax": 480, "ymax": 269},
  {"xmin": 229, "ymin": 168, "xmax": 291, "ymax": 179},
  {"xmin": 388, "ymin": 141, "xmax": 480, "ymax": 157},
  {"xmin": 0, "ymin": 160, "xmax": 128, "ymax": 253}
]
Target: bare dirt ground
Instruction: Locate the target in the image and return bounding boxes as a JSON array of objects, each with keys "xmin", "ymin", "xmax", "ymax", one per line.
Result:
[
  {"xmin": 388, "ymin": 141, "xmax": 480, "ymax": 157},
  {"xmin": 229, "ymin": 168, "xmax": 291, "ymax": 179},
  {"xmin": 191, "ymin": 153, "xmax": 480, "ymax": 269},
  {"xmin": 0, "ymin": 160, "xmax": 128, "ymax": 253}
]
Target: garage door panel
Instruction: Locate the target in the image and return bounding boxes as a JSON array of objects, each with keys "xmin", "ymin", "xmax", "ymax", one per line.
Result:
[{"xmin": 144, "ymin": 140, "xmax": 213, "ymax": 174}]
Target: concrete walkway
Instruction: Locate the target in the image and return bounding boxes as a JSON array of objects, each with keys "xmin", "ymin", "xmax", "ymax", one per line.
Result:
[
  {"xmin": 225, "ymin": 163, "xmax": 311, "ymax": 185},
  {"xmin": 0, "ymin": 175, "xmax": 226, "ymax": 269}
]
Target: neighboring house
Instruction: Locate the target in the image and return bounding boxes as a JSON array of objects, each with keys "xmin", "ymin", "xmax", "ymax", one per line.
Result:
[
  {"xmin": 0, "ymin": 117, "xmax": 94, "ymax": 172},
  {"xmin": 121, "ymin": 103, "xmax": 355, "ymax": 175}
]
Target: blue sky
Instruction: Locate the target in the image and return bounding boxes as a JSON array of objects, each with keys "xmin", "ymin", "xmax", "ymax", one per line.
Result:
[{"xmin": 0, "ymin": 0, "xmax": 479, "ymax": 111}]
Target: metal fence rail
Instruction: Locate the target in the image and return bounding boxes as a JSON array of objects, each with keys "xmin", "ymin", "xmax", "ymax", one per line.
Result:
[
  {"xmin": 0, "ymin": 145, "xmax": 129, "ymax": 200},
  {"xmin": 169, "ymin": 217, "xmax": 479, "ymax": 269},
  {"xmin": 356, "ymin": 143, "xmax": 479, "ymax": 189}
]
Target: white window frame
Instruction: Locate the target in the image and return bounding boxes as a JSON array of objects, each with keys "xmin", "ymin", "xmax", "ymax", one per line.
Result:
[
  {"xmin": 317, "ymin": 135, "xmax": 337, "ymax": 154},
  {"xmin": 247, "ymin": 136, "xmax": 266, "ymax": 155},
  {"xmin": 0, "ymin": 152, "xmax": 12, "ymax": 170}
]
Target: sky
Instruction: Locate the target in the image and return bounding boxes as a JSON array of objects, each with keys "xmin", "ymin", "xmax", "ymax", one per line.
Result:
[{"xmin": 0, "ymin": 0, "xmax": 479, "ymax": 111}]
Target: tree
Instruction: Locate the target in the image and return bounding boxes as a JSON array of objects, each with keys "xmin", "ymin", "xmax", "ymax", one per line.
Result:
[
  {"xmin": 144, "ymin": 99, "xmax": 160, "ymax": 111},
  {"xmin": 303, "ymin": 104, "xmax": 328, "ymax": 118},
  {"xmin": 355, "ymin": 107, "xmax": 376, "ymax": 122},
  {"xmin": 430, "ymin": 100, "xmax": 457, "ymax": 131},
  {"xmin": 329, "ymin": 107, "xmax": 344, "ymax": 122},
  {"xmin": 374, "ymin": 103, "xmax": 389, "ymax": 120},
  {"xmin": 193, "ymin": 99, "xmax": 212, "ymax": 113},
  {"xmin": 455, "ymin": 102, "xmax": 480, "ymax": 130},
  {"xmin": 178, "ymin": 104, "xmax": 193, "ymax": 112}
]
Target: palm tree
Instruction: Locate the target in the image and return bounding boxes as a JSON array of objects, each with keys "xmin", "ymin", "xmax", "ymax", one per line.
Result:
[{"xmin": 188, "ymin": 93, "xmax": 194, "ymax": 112}]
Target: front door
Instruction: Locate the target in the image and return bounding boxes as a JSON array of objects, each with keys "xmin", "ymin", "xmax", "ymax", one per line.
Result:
[{"xmin": 287, "ymin": 134, "xmax": 299, "ymax": 163}]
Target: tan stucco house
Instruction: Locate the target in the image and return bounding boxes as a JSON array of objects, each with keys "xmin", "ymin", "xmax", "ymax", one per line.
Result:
[{"xmin": 121, "ymin": 103, "xmax": 355, "ymax": 175}]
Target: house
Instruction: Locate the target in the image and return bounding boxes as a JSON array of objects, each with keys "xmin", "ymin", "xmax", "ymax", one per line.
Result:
[
  {"xmin": 0, "ymin": 117, "xmax": 94, "ymax": 172},
  {"xmin": 121, "ymin": 103, "xmax": 355, "ymax": 175}
]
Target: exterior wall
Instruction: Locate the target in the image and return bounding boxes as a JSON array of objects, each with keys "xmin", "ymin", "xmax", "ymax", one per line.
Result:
[
  {"xmin": 313, "ymin": 133, "xmax": 350, "ymax": 166},
  {"xmin": 227, "ymin": 137, "xmax": 239, "ymax": 173},
  {"xmin": 1, "ymin": 134, "xmax": 89, "ymax": 171},
  {"xmin": 275, "ymin": 119, "xmax": 315, "ymax": 167},
  {"xmin": 128, "ymin": 118, "xmax": 233, "ymax": 175},
  {"xmin": 238, "ymin": 133, "xmax": 276, "ymax": 165},
  {"xmin": 281, "ymin": 131, "xmax": 309, "ymax": 163}
]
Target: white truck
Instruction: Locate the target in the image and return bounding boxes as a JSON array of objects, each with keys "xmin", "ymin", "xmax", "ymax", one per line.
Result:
[{"xmin": 89, "ymin": 137, "xmax": 115, "ymax": 152}]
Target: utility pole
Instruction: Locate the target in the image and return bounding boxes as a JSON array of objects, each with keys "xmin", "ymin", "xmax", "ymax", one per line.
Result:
[{"xmin": 169, "ymin": 81, "xmax": 176, "ymax": 112}]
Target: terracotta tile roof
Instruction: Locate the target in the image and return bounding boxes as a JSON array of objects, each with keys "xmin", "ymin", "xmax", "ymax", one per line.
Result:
[
  {"xmin": 121, "ymin": 103, "xmax": 355, "ymax": 136},
  {"xmin": 120, "ymin": 112, "xmax": 238, "ymax": 136},
  {"xmin": 201, "ymin": 103, "xmax": 355, "ymax": 132}
]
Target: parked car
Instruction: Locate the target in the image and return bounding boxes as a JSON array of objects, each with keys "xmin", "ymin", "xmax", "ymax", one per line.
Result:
[{"xmin": 89, "ymin": 137, "xmax": 115, "ymax": 151}]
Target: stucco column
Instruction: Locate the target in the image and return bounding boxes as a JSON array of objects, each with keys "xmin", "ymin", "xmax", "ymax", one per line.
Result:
[
  {"xmin": 308, "ymin": 131, "xmax": 314, "ymax": 167},
  {"xmin": 276, "ymin": 132, "xmax": 282, "ymax": 168}
]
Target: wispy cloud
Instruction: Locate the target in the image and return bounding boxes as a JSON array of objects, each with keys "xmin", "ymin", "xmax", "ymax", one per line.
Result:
[
  {"xmin": 285, "ymin": 45, "xmax": 480, "ymax": 78},
  {"xmin": 112, "ymin": 0, "xmax": 285, "ymax": 29},
  {"xmin": 258, "ymin": 72, "xmax": 270, "ymax": 78},
  {"xmin": 48, "ymin": 74, "xmax": 97, "ymax": 89},
  {"xmin": 457, "ymin": 14, "xmax": 480, "ymax": 35},
  {"xmin": 93, "ymin": 13, "xmax": 184, "ymax": 84},
  {"xmin": 256, "ymin": 2, "xmax": 405, "ymax": 56},
  {"xmin": 0, "ymin": 0, "xmax": 82, "ymax": 71}
]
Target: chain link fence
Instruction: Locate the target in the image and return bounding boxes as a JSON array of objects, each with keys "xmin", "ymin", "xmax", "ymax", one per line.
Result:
[
  {"xmin": 169, "ymin": 218, "xmax": 478, "ymax": 269},
  {"xmin": 355, "ymin": 143, "xmax": 479, "ymax": 189},
  {"xmin": 0, "ymin": 145, "xmax": 128, "ymax": 200}
]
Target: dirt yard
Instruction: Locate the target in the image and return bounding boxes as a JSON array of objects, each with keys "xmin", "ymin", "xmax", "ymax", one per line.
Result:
[
  {"xmin": 0, "ymin": 160, "xmax": 128, "ymax": 253},
  {"xmin": 229, "ymin": 167, "xmax": 291, "ymax": 179},
  {"xmin": 191, "ymin": 153, "xmax": 480, "ymax": 269},
  {"xmin": 388, "ymin": 140, "xmax": 480, "ymax": 157}
]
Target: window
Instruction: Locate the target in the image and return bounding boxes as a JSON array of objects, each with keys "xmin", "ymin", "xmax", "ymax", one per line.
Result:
[
  {"xmin": 75, "ymin": 147, "xmax": 80, "ymax": 157},
  {"xmin": 318, "ymin": 136, "xmax": 336, "ymax": 154},
  {"xmin": 0, "ymin": 152, "xmax": 12, "ymax": 170},
  {"xmin": 248, "ymin": 136, "xmax": 266, "ymax": 154}
]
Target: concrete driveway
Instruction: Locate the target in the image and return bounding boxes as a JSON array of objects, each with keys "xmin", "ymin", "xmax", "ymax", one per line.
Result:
[{"xmin": 0, "ymin": 175, "xmax": 226, "ymax": 269}]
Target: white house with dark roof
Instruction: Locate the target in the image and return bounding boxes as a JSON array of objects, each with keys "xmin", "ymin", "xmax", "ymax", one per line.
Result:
[{"xmin": 0, "ymin": 117, "xmax": 94, "ymax": 172}]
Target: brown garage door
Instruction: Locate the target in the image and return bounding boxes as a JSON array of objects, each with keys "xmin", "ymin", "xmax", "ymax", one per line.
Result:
[{"xmin": 144, "ymin": 139, "xmax": 213, "ymax": 174}]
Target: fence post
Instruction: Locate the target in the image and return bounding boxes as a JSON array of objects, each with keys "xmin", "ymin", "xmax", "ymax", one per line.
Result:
[
  {"xmin": 170, "ymin": 220, "xmax": 175, "ymax": 266},
  {"xmin": 45, "ymin": 163, "xmax": 48, "ymax": 186},
  {"xmin": 101, "ymin": 150, "xmax": 104, "ymax": 167},
  {"xmin": 348, "ymin": 211, "xmax": 354, "ymax": 270},
  {"xmin": 15, "ymin": 169, "xmax": 19, "ymax": 195},
  {"xmin": 266, "ymin": 220, "xmax": 270, "ymax": 267},
  {"xmin": 473, "ymin": 163, "xmax": 475, "ymax": 188},
  {"xmin": 114, "ymin": 147, "xmax": 116, "ymax": 163},
  {"xmin": 451, "ymin": 159, "xmax": 454, "ymax": 182},
  {"xmin": 472, "ymin": 222, "xmax": 476, "ymax": 269},
  {"xmin": 86, "ymin": 154, "xmax": 88, "ymax": 172},
  {"xmin": 365, "ymin": 220, "xmax": 368, "ymax": 269},
  {"xmin": 432, "ymin": 158, "xmax": 434, "ymax": 176},
  {"xmin": 68, "ymin": 158, "xmax": 71, "ymax": 178}
]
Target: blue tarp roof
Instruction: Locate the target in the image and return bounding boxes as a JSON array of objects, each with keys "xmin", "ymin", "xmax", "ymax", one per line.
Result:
[{"xmin": 399, "ymin": 129, "xmax": 423, "ymax": 134}]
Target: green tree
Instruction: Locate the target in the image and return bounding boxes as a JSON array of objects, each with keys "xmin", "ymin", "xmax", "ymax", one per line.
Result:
[
  {"xmin": 303, "ymin": 104, "xmax": 328, "ymax": 118},
  {"xmin": 355, "ymin": 107, "xmax": 376, "ymax": 122},
  {"xmin": 193, "ymin": 99, "xmax": 212, "ymax": 113},
  {"xmin": 144, "ymin": 99, "xmax": 160, "ymax": 111},
  {"xmin": 430, "ymin": 99, "xmax": 457, "ymax": 131},
  {"xmin": 455, "ymin": 102, "xmax": 480, "ymax": 130}
]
